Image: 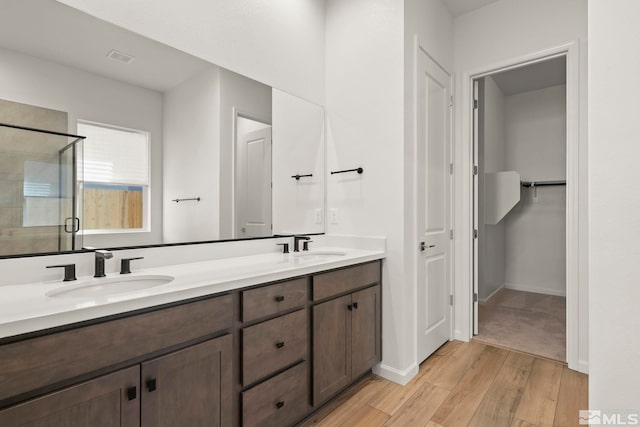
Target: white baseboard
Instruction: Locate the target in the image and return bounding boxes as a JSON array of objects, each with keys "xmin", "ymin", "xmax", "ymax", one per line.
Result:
[
  {"xmin": 479, "ymin": 285, "xmax": 505, "ymax": 303},
  {"xmin": 454, "ymin": 329, "xmax": 470, "ymax": 342},
  {"xmin": 577, "ymin": 359, "xmax": 589, "ymax": 374},
  {"xmin": 504, "ymin": 282, "xmax": 566, "ymax": 297},
  {"xmin": 372, "ymin": 362, "xmax": 418, "ymax": 386}
]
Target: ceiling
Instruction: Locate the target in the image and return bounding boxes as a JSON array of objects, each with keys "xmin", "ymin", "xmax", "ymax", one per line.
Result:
[
  {"xmin": 0, "ymin": 0, "xmax": 211, "ymax": 92},
  {"xmin": 490, "ymin": 56, "xmax": 567, "ymax": 96},
  {"xmin": 442, "ymin": 0, "xmax": 501, "ymax": 17}
]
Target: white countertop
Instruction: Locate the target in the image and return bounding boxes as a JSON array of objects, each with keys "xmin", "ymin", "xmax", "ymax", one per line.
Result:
[{"xmin": 0, "ymin": 247, "xmax": 384, "ymax": 340}]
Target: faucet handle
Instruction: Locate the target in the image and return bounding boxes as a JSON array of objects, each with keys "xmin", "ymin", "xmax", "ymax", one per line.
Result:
[
  {"xmin": 46, "ymin": 264, "xmax": 77, "ymax": 281},
  {"xmin": 302, "ymin": 240, "xmax": 313, "ymax": 251},
  {"xmin": 277, "ymin": 243, "xmax": 290, "ymax": 254},
  {"xmin": 120, "ymin": 257, "xmax": 144, "ymax": 274}
]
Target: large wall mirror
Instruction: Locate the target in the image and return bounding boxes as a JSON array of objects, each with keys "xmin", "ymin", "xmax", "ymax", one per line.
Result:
[{"xmin": 0, "ymin": 0, "xmax": 325, "ymax": 257}]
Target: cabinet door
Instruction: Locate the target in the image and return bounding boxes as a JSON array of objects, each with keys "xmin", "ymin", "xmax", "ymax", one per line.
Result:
[
  {"xmin": 351, "ymin": 285, "xmax": 381, "ymax": 378},
  {"xmin": 0, "ymin": 365, "xmax": 139, "ymax": 427},
  {"xmin": 312, "ymin": 294, "xmax": 352, "ymax": 406},
  {"xmin": 141, "ymin": 335, "xmax": 232, "ymax": 427}
]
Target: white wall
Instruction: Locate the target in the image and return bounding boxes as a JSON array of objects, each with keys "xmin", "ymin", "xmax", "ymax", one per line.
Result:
[
  {"xmin": 57, "ymin": 0, "xmax": 326, "ymax": 106},
  {"xmin": 452, "ymin": 0, "xmax": 588, "ymax": 371},
  {"xmin": 478, "ymin": 76, "xmax": 506, "ymax": 301},
  {"xmin": 163, "ymin": 66, "xmax": 221, "ymax": 243},
  {"xmin": 325, "ymin": 0, "xmax": 407, "ymax": 381},
  {"xmin": 504, "ymin": 85, "xmax": 566, "ymax": 296},
  {"xmin": 325, "ymin": 0, "xmax": 453, "ymax": 384},
  {"xmin": 589, "ymin": 0, "xmax": 640, "ymax": 411},
  {"xmin": 218, "ymin": 69, "xmax": 272, "ymax": 239},
  {"xmin": 0, "ymin": 46, "xmax": 164, "ymax": 248},
  {"xmin": 505, "ymin": 86, "xmax": 567, "ymax": 182},
  {"xmin": 272, "ymin": 89, "xmax": 325, "ymax": 235}
]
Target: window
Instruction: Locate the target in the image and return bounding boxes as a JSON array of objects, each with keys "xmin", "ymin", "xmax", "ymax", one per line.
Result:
[{"xmin": 77, "ymin": 121, "xmax": 150, "ymax": 233}]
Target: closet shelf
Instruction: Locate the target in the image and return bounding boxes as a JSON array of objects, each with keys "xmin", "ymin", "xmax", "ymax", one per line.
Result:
[
  {"xmin": 485, "ymin": 171, "xmax": 521, "ymax": 225},
  {"xmin": 521, "ymin": 180, "xmax": 566, "ymax": 188}
]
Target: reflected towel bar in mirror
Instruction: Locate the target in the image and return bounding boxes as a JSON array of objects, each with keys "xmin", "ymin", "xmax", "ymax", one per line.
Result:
[
  {"xmin": 291, "ymin": 174, "xmax": 313, "ymax": 180},
  {"xmin": 330, "ymin": 167, "xmax": 363, "ymax": 175},
  {"xmin": 521, "ymin": 180, "xmax": 566, "ymax": 188},
  {"xmin": 172, "ymin": 197, "xmax": 201, "ymax": 203}
]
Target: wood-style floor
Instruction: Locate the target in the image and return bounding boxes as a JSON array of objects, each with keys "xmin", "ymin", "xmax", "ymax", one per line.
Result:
[{"xmin": 299, "ymin": 340, "xmax": 588, "ymax": 427}]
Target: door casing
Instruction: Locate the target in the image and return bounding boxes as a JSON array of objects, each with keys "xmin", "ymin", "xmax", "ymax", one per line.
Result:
[{"xmin": 455, "ymin": 41, "xmax": 587, "ymax": 373}]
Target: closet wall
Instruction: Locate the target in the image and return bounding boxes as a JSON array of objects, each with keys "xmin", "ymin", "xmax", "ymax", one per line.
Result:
[
  {"xmin": 479, "ymin": 79, "xmax": 566, "ymax": 300},
  {"xmin": 478, "ymin": 76, "xmax": 507, "ymax": 301},
  {"xmin": 504, "ymin": 85, "xmax": 566, "ymax": 295}
]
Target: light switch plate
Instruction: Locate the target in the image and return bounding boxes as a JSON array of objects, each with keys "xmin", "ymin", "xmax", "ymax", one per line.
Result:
[
  {"xmin": 314, "ymin": 208, "xmax": 323, "ymax": 224},
  {"xmin": 329, "ymin": 208, "xmax": 338, "ymax": 224}
]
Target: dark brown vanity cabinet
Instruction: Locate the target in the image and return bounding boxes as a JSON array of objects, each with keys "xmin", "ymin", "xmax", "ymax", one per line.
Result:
[
  {"xmin": 0, "ymin": 295, "xmax": 233, "ymax": 427},
  {"xmin": 0, "ymin": 365, "xmax": 140, "ymax": 427},
  {"xmin": 239, "ymin": 278, "xmax": 310, "ymax": 427},
  {"xmin": 141, "ymin": 335, "xmax": 232, "ymax": 427},
  {"xmin": 0, "ymin": 336, "xmax": 233, "ymax": 427},
  {"xmin": 311, "ymin": 262, "xmax": 381, "ymax": 406},
  {"xmin": 0, "ymin": 259, "xmax": 382, "ymax": 427}
]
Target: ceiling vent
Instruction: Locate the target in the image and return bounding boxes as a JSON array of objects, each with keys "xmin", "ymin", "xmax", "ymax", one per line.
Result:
[{"xmin": 106, "ymin": 49, "xmax": 135, "ymax": 64}]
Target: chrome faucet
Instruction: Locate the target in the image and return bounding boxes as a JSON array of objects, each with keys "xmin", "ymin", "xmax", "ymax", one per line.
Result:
[{"xmin": 94, "ymin": 250, "xmax": 113, "ymax": 277}]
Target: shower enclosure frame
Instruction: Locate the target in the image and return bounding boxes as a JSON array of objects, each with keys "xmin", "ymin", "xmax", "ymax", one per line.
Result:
[{"xmin": 0, "ymin": 122, "xmax": 85, "ymax": 255}]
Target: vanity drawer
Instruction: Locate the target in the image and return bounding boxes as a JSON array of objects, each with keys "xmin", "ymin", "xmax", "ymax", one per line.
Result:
[
  {"xmin": 0, "ymin": 294, "xmax": 232, "ymax": 403},
  {"xmin": 242, "ymin": 309, "xmax": 307, "ymax": 386},
  {"xmin": 312, "ymin": 261, "xmax": 381, "ymax": 301},
  {"xmin": 242, "ymin": 362, "xmax": 308, "ymax": 427},
  {"xmin": 241, "ymin": 278, "xmax": 307, "ymax": 322}
]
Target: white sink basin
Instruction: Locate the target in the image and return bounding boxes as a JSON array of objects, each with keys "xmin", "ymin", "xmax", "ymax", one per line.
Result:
[
  {"xmin": 46, "ymin": 275, "xmax": 175, "ymax": 299},
  {"xmin": 292, "ymin": 250, "xmax": 347, "ymax": 262}
]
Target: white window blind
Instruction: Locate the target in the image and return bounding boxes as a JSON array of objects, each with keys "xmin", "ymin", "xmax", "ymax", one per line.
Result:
[{"xmin": 78, "ymin": 122, "xmax": 149, "ymax": 185}]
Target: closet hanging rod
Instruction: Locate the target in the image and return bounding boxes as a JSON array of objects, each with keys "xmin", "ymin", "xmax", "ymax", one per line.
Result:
[{"xmin": 521, "ymin": 180, "xmax": 566, "ymax": 188}]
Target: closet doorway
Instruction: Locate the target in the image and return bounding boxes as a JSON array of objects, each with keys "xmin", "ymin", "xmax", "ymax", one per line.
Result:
[{"xmin": 472, "ymin": 55, "xmax": 567, "ymax": 362}]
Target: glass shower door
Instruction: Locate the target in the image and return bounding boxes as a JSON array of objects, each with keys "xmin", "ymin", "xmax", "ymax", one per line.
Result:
[
  {"xmin": 0, "ymin": 122, "xmax": 84, "ymax": 257},
  {"xmin": 58, "ymin": 138, "xmax": 81, "ymax": 251}
]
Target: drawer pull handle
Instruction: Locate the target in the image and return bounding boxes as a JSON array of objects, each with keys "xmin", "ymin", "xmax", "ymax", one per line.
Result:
[
  {"xmin": 147, "ymin": 378, "xmax": 157, "ymax": 392},
  {"xmin": 353, "ymin": 302, "xmax": 359, "ymax": 309},
  {"xmin": 276, "ymin": 401, "xmax": 285, "ymax": 409},
  {"xmin": 275, "ymin": 341, "xmax": 285, "ymax": 349},
  {"xmin": 347, "ymin": 304, "xmax": 353, "ymax": 311},
  {"xmin": 274, "ymin": 295, "xmax": 285, "ymax": 302},
  {"xmin": 126, "ymin": 386, "xmax": 137, "ymax": 401}
]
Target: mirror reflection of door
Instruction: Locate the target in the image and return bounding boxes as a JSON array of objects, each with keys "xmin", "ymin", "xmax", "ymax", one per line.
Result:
[{"xmin": 235, "ymin": 116, "xmax": 272, "ymax": 238}]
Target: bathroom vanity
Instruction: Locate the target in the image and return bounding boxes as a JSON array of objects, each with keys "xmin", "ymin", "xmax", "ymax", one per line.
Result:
[{"xmin": 0, "ymin": 250, "xmax": 382, "ymax": 427}]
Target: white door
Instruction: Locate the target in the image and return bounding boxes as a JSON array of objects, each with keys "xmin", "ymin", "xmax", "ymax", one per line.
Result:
[
  {"xmin": 416, "ymin": 49, "xmax": 453, "ymax": 363},
  {"xmin": 235, "ymin": 126, "xmax": 272, "ymax": 238}
]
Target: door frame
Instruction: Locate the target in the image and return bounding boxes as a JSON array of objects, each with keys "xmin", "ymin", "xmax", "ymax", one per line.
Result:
[{"xmin": 456, "ymin": 41, "xmax": 587, "ymax": 373}]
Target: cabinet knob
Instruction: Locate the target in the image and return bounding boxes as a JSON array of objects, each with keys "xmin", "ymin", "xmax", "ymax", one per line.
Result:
[
  {"xmin": 275, "ymin": 341, "xmax": 285, "ymax": 349},
  {"xmin": 347, "ymin": 304, "xmax": 353, "ymax": 311},
  {"xmin": 274, "ymin": 295, "xmax": 285, "ymax": 302},
  {"xmin": 126, "ymin": 386, "xmax": 137, "ymax": 401},
  {"xmin": 276, "ymin": 401, "xmax": 285, "ymax": 409},
  {"xmin": 147, "ymin": 378, "xmax": 157, "ymax": 392},
  {"xmin": 353, "ymin": 302, "xmax": 359, "ymax": 309}
]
